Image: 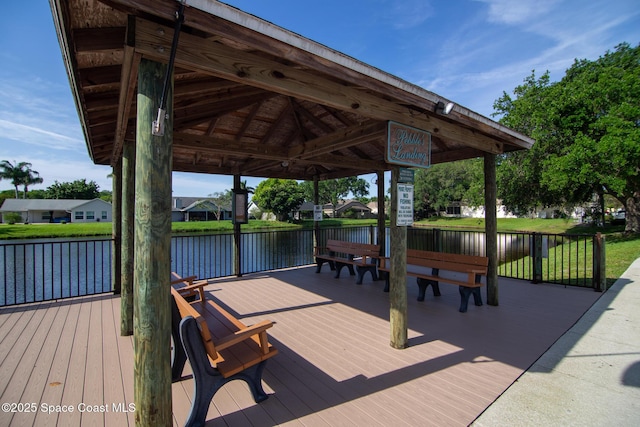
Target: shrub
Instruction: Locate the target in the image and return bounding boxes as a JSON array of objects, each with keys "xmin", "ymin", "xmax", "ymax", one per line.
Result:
[{"xmin": 4, "ymin": 212, "xmax": 23, "ymax": 225}]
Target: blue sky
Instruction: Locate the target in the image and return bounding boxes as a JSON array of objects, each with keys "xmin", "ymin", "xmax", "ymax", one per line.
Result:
[{"xmin": 1, "ymin": 0, "xmax": 638, "ymax": 198}]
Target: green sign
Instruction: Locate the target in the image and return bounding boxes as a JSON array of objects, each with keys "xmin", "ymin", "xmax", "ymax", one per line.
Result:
[{"xmin": 398, "ymin": 168, "xmax": 414, "ymax": 183}]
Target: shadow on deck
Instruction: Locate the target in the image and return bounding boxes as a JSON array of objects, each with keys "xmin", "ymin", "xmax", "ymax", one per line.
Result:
[{"xmin": 0, "ymin": 265, "xmax": 601, "ymax": 426}]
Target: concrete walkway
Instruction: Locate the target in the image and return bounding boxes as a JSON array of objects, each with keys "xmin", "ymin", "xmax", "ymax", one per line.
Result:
[{"xmin": 473, "ymin": 257, "xmax": 640, "ymax": 426}]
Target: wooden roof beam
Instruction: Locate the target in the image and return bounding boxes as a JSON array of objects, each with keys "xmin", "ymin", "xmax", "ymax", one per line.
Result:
[
  {"xmin": 288, "ymin": 121, "xmax": 387, "ymax": 160},
  {"xmin": 112, "ymin": 16, "xmax": 140, "ymax": 164},
  {"xmin": 134, "ymin": 18, "xmax": 505, "ymax": 155},
  {"xmin": 173, "ymin": 132, "xmax": 289, "ymax": 161}
]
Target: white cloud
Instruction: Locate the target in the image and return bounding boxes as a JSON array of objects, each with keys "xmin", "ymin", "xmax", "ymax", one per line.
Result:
[
  {"xmin": 474, "ymin": 0, "xmax": 560, "ymax": 25},
  {"xmin": 406, "ymin": 0, "xmax": 640, "ymax": 116},
  {"xmin": 0, "ymin": 75, "xmax": 84, "ymax": 151},
  {"xmin": 0, "ymin": 119, "xmax": 83, "ymax": 151},
  {"xmin": 388, "ymin": 0, "xmax": 434, "ymax": 29}
]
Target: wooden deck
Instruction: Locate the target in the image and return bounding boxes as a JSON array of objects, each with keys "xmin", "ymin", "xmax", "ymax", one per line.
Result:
[{"xmin": 0, "ymin": 265, "xmax": 601, "ymax": 426}]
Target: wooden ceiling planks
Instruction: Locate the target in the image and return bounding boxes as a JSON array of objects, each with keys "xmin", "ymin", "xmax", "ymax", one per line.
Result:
[{"xmin": 52, "ymin": 0, "xmax": 534, "ymax": 181}]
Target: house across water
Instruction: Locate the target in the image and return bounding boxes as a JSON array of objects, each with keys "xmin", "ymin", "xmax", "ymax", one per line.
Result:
[{"xmin": 0, "ymin": 198, "xmax": 112, "ymax": 223}]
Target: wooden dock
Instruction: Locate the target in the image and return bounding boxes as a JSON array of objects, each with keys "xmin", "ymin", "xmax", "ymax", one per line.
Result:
[{"xmin": 0, "ymin": 265, "xmax": 600, "ymax": 426}]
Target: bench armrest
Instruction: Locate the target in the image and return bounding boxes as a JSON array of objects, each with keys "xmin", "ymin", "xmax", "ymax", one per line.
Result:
[
  {"xmin": 171, "ymin": 274, "xmax": 197, "ymax": 285},
  {"xmin": 177, "ymin": 281, "xmax": 207, "ymax": 301},
  {"xmin": 215, "ymin": 319, "xmax": 275, "ymax": 353}
]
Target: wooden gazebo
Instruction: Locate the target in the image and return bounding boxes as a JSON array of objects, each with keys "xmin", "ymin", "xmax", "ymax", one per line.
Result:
[{"xmin": 50, "ymin": 0, "xmax": 533, "ymax": 424}]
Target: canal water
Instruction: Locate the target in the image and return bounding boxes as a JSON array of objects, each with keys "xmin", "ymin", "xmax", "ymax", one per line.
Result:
[{"xmin": 1, "ymin": 227, "xmax": 536, "ymax": 306}]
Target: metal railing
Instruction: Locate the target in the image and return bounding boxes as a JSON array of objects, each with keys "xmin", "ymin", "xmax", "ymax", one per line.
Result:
[
  {"xmin": 0, "ymin": 226, "xmax": 604, "ymax": 307},
  {"xmin": 1, "ymin": 238, "xmax": 112, "ymax": 306},
  {"xmin": 407, "ymin": 228, "xmax": 605, "ymax": 289}
]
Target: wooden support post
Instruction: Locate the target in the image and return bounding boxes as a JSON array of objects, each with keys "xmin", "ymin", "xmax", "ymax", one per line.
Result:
[
  {"xmin": 121, "ymin": 139, "xmax": 135, "ymax": 336},
  {"xmin": 313, "ymin": 177, "xmax": 320, "ymax": 248},
  {"xmin": 484, "ymin": 153, "xmax": 499, "ymax": 306},
  {"xmin": 134, "ymin": 58, "xmax": 172, "ymax": 426},
  {"xmin": 389, "ymin": 167, "xmax": 407, "ymax": 349},
  {"xmin": 593, "ymin": 232, "xmax": 606, "ymax": 292},
  {"xmin": 112, "ymin": 159, "xmax": 122, "ymax": 295},
  {"xmin": 377, "ymin": 170, "xmax": 385, "ymax": 256},
  {"xmin": 233, "ymin": 174, "xmax": 242, "ymax": 277}
]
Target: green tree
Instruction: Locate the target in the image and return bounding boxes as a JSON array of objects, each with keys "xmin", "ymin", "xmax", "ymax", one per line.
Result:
[
  {"xmin": 0, "ymin": 160, "xmax": 43, "ymax": 198},
  {"xmin": 46, "ymin": 179, "xmax": 100, "ymax": 200},
  {"xmin": 300, "ymin": 177, "xmax": 369, "ymax": 217},
  {"xmin": 413, "ymin": 159, "xmax": 484, "ymax": 219},
  {"xmin": 493, "ymin": 43, "xmax": 640, "ymax": 233},
  {"xmin": 252, "ymin": 178, "xmax": 305, "ymax": 221},
  {"xmin": 99, "ymin": 190, "xmax": 113, "ymax": 203},
  {"xmin": 206, "ymin": 190, "xmax": 233, "ymax": 220}
]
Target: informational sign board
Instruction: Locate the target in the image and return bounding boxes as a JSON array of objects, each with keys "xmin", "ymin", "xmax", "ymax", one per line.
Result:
[
  {"xmin": 313, "ymin": 204, "xmax": 323, "ymax": 221},
  {"xmin": 386, "ymin": 121, "xmax": 431, "ymax": 168},
  {"xmin": 396, "ymin": 183, "xmax": 414, "ymax": 226},
  {"xmin": 232, "ymin": 190, "xmax": 248, "ymax": 224}
]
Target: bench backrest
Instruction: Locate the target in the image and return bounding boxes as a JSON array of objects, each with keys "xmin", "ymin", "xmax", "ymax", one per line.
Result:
[
  {"xmin": 326, "ymin": 239, "xmax": 380, "ymax": 257},
  {"xmin": 407, "ymin": 249, "xmax": 488, "ymax": 274}
]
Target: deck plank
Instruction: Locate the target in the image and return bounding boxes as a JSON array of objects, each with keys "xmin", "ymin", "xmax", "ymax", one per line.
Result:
[
  {"xmin": 57, "ymin": 297, "xmax": 92, "ymax": 427},
  {"xmin": 0, "ymin": 303, "xmax": 56, "ymax": 426},
  {"xmin": 34, "ymin": 299, "xmax": 82, "ymax": 426},
  {"xmin": 9, "ymin": 302, "xmax": 68, "ymax": 426},
  {"xmin": 101, "ymin": 297, "xmax": 129, "ymax": 427},
  {"xmin": 0, "ymin": 266, "xmax": 600, "ymax": 426},
  {"xmin": 108, "ymin": 296, "xmax": 136, "ymax": 427}
]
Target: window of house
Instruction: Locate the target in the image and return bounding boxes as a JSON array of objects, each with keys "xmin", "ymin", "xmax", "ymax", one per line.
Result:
[
  {"xmin": 75, "ymin": 211, "xmax": 84, "ymax": 220},
  {"xmin": 101, "ymin": 211, "xmax": 108, "ymax": 220},
  {"xmin": 42, "ymin": 212, "xmax": 52, "ymax": 221},
  {"xmin": 446, "ymin": 206, "xmax": 461, "ymax": 215},
  {"xmin": 86, "ymin": 211, "xmax": 95, "ymax": 220}
]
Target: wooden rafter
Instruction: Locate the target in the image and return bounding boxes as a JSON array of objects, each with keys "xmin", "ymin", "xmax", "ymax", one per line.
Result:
[
  {"xmin": 134, "ymin": 18, "xmax": 505, "ymax": 155},
  {"xmin": 288, "ymin": 121, "xmax": 386, "ymax": 160}
]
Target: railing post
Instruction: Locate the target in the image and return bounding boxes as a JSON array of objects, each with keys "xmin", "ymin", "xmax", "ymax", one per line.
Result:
[
  {"xmin": 532, "ymin": 232, "xmax": 543, "ymax": 284},
  {"xmin": 233, "ymin": 175, "xmax": 242, "ymax": 277},
  {"xmin": 593, "ymin": 232, "xmax": 606, "ymax": 292},
  {"xmin": 434, "ymin": 228, "xmax": 442, "ymax": 252}
]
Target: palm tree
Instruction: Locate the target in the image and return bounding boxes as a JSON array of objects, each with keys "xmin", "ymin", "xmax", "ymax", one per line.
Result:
[
  {"xmin": 22, "ymin": 170, "xmax": 44, "ymax": 197},
  {"xmin": 240, "ymin": 180, "xmax": 255, "ymax": 194},
  {"xmin": 0, "ymin": 160, "xmax": 42, "ymax": 198}
]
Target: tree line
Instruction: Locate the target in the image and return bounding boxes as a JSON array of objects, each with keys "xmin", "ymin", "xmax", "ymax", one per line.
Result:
[
  {"xmin": 0, "ymin": 160, "xmax": 109, "ymax": 206},
  {"xmin": 250, "ymin": 43, "xmax": 639, "ymax": 233},
  {"xmin": 3, "ymin": 44, "xmax": 636, "ymax": 233}
]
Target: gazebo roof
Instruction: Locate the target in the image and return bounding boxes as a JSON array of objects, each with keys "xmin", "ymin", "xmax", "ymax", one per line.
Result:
[{"xmin": 51, "ymin": 0, "xmax": 533, "ymax": 181}]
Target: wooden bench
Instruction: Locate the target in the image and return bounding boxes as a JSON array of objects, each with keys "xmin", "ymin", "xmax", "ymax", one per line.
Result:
[
  {"xmin": 171, "ymin": 271, "xmax": 207, "ymax": 302},
  {"xmin": 314, "ymin": 239, "xmax": 381, "ymax": 284},
  {"xmin": 378, "ymin": 249, "xmax": 488, "ymax": 312},
  {"xmin": 170, "ymin": 286, "xmax": 278, "ymax": 427}
]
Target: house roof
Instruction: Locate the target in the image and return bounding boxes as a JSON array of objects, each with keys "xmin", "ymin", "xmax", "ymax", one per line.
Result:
[
  {"xmin": 297, "ymin": 200, "xmax": 370, "ymax": 212},
  {"xmin": 335, "ymin": 200, "xmax": 371, "ymax": 212},
  {"xmin": 50, "ymin": 0, "xmax": 534, "ymax": 183},
  {"xmin": 0, "ymin": 199, "xmax": 110, "ymax": 212},
  {"xmin": 172, "ymin": 197, "xmax": 231, "ymax": 212}
]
